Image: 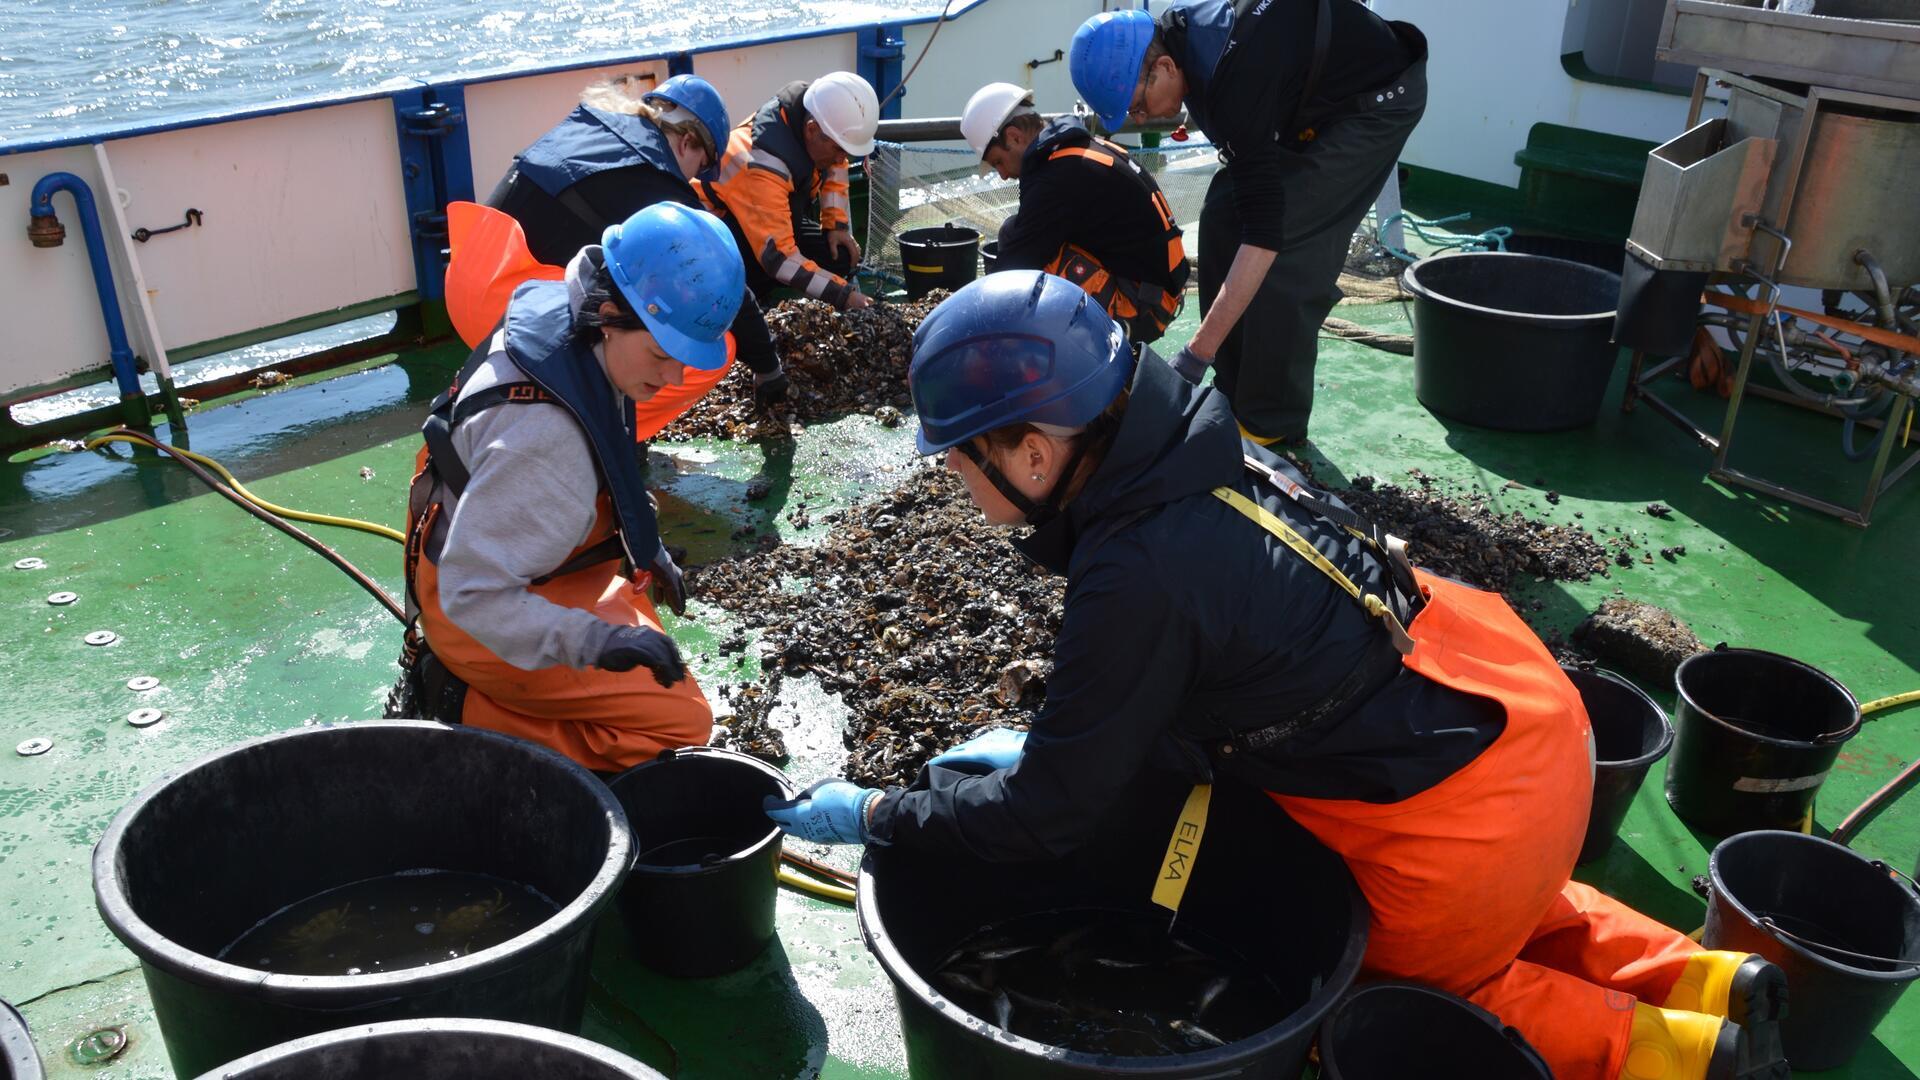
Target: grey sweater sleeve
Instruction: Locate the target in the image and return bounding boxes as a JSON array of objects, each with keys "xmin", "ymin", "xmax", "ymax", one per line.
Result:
[{"xmin": 437, "ymin": 392, "xmax": 623, "ymax": 671}]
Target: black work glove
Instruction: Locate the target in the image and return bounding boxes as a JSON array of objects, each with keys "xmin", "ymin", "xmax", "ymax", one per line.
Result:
[
  {"xmin": 596, "ymin": 625, "xmax": 686, "ymax": 687},
  {"xmin": 753, "ymin": 367, "xmax": 790, "ymax": 407},
  {"xmin": 651, "ymin": 543, "xmax": 687, "ymax": 617}
]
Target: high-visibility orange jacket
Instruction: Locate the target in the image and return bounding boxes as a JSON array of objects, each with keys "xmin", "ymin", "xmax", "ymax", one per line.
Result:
[{"xmin": 696, "ymin": 81, "xmax": 857, "ymax": 308}]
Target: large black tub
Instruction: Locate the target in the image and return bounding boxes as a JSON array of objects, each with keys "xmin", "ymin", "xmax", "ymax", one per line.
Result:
[
  {"xmin": 1403, "ymin": 251, "xmax": 1624, "ymax": 431},
  {"xmin": 198, "ymin": 1018, "xmax": 666, "ymax": 1079},
  {"xmin": 94, "ymin": 722, "xmax": 633, "ymax": 1078},
  {"xmin": 859, "ymin": 772, "xmax": 1367, "ymax": 1078}
]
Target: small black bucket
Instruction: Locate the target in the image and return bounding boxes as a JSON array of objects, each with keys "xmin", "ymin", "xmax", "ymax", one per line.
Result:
[
  {"xmin": 93, "ymin": 722, "xmax": 633, "ymax": 1079},
  {"xmin": 1705, "ymin": 831, "xmax": 1920, "ymax": 1070},
  {"xmin": 1565, "ymin": 666, "xmax": 1674, "ymax": 864},
  {"xmin": 201, "ymin": 1018, "xmax": 667, "ymax": 1079},
  {"xmin": 899, "ymin": 224, "xmax": 980, "ymax": 299},
  {"xmin": 605, "ymin": 746, "xmax": 794, "ymax": 977},
  {"xmin": 1317, "ymin": 982, "xmax": 1552, "ymax": 1078},
  {"xmin": 858, "ymin": 771, "xmax": 1367, "ymax": 1078},
  {"xmin": 981, "ymin": 241, "xmax": 1001, "ymax": 274},
  {"xmin": 1612, "ymin": 248, "xmax": 1709, "ymax": 358},
  {"xmin": 1666, "ymin": 648, "xmax": 1860, "ymax": 836},
  {"xmin": 2, "ymin": 999, "xmax": 42, "ymax": 1080},
  {"xmin": 1402, "ymin": 251, "xmax": 1624, "ymax": 431}
]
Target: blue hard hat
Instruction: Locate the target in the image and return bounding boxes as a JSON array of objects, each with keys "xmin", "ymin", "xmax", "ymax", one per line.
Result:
[
  {"xmin": 910, "ymin": 271, "xmax": 1134, "ymax": 455},
  {"xmin": 601, "ymin": 203, "xmax": 744, "ymax": 371},
  {"xmin": 645, "ymin": 74, "xmax": 732, "ymax": 165},
  {"xmin": 1070, "ymin": 9, "xmax": 1157, "ymax": 133}
]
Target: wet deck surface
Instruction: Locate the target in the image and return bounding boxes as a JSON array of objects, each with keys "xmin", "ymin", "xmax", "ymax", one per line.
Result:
[{"xmin": 2, "ymin": 287, "xmax": 1916, "ymax": 1077}]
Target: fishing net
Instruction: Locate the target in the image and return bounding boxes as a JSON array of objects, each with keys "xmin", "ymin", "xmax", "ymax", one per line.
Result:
[{"xmin": 860, "ymin": 135, "xmax": 1416, "ymax": 353}]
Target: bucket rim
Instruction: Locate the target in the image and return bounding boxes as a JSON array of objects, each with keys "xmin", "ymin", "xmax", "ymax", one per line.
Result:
[
  {"xmin": 1709, "ymin": 830, "xmax": 1920, "ymax": 982},
  {"xmin": 1401, "ymin": 250, "xmax": 1621, "ymax": 326},
  {"xmin": 1, "ymin": 997, "xmax": 42, "ymax": 1080},
  {"xmin": 1562, "ymin": 666, "xmax": 1674, "ymax": 769},
  {"xmin": 92, "ymin": 721, "xmax": 634, "ymax": 1000},
  {"xmin": 853, "ymin": 852, "xmax": 1371, "ymax": 1072},
  {"xmin": 897, "ymin": 225, "xmax": 982, "ymax": 248},
  {"xmin": 195, "ymin": 1017, "xmax": 664, "ymax": 1078},
  {"xmin": 1674, "ymin": 648, "xmax": 1862, "ymax": 747},
  {"xmin": 1319, "ymin": 981, "xmax": 1549, "ymax": 1076},
  {"xmin": 607, "ymin": 746, "xmax": 795, "ymax": 877}
]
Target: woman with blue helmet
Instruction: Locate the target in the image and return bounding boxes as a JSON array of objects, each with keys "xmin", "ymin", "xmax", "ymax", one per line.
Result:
[
  {"xmin": 453, "ymin": 72, "xmax": 792, "ymax": 409},
  {"xmin": 398, "ymin": 202, "xmax": 747, "ymax": 773},
  {"xmin": 766, "ymin": 272, "xmax": 1789, "ymax": 1080}
]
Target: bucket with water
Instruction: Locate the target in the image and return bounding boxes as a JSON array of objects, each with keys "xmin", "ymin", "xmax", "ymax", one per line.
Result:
[
  {"xmin": 605, "ymin": 746, "xmax": 795, "ymax": 977},
  {"xmin": 1706, "ymin": 830, "xmax": 1920, "ymax": 1069}
]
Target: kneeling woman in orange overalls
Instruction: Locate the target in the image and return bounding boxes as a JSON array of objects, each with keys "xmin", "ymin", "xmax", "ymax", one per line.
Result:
[
  {"xmin": 398, "ymin": 202, "xmax": 740, "ymax": 772},
  {"xmin": 766, "ymin": 271, "xmax": 1790, "ymax": 1080}
]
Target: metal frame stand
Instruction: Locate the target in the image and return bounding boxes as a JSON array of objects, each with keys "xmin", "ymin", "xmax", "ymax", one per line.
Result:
[{"xmin": 1623, "ymin": 70, "xmax": 1920, "ymax": 527}]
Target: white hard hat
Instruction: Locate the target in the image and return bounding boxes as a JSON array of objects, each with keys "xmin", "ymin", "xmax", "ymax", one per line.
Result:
[
  {"xmin": 802, "ymin": 71, "xmax": 880, "ymax": 158},
  {"xmin": 962, "ymin": 82, "xmax": 1036, "ymax": 159}
]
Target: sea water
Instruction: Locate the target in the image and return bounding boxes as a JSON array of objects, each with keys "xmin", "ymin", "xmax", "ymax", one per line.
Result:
[
  {"xmin": 930, "ymin": 908, "xmax": 1297, "ymax": 1056},
  {"xmin": 218, "ymin": 868, "xmax": 560, "ymax": 976},
  {"xmin": 0, "ymin": 0, "xmax": 946, "ymax": 144}
]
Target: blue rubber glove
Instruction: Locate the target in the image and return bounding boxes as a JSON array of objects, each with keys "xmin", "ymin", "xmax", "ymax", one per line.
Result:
[
  {"xmin": 1169, "ymin": 345, "xmax": 1212, "ymax": 385},
  {"xmin": 764, "ymin": 779, "xmax": 881, "ymax": 845},
  {"xmin": 928, "ymin": 727, "xmax": 1027, "ymax": 771}
]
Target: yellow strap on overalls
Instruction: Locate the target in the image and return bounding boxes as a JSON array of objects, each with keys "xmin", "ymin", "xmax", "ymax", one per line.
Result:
[
  {"xmin": 1151, "ymin": 783, "xmax": 1213, "ymax": 913},
  {"xmin": 1151, "ymin": 485, "xmax": 1416, "ymax": 915},
  {"xmin": 1211, "ymin": 486, "xmax": 1417, "ymax": 655}
]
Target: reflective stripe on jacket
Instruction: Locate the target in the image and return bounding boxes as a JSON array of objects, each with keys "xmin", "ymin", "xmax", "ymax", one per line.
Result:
[{"xmin": 696, "ymin": 81, "xmax": 855, "ymax": 307}]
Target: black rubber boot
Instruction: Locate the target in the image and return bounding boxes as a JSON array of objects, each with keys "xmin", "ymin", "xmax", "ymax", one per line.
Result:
[{"xmin": 1708, "ymin": 1017, "xmax": 1790, "ymax": 1080}]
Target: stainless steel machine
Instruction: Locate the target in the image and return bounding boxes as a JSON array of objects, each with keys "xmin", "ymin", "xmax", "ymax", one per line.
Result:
[{"xmin": 1618, "ymin": 0, "xmax": 1920, "ymax": 525}]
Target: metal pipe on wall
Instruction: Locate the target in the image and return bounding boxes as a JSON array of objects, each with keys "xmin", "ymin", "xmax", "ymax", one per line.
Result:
[{"xmin": 27, "ymin": 172, "xmax": 150, "ymax": 428}]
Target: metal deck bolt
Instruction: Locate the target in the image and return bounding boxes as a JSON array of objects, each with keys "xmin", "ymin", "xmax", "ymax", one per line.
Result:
[
  {"xmin": 126, "ymin": 675, "xmax": 160, "ymax": 692},
  {"xmin": 47, "ymin": 591, "xmax": 77, "ymax": 605},
  {"xmin": 69, "ymin": 1026, "xmax": 130, "ymax": 1065},
  {"xmin": 84, "ymin": 630, "xmax": 118, "ymax": 646},
  {"xmin": 13, "ymin": 557, "xmax": 46, "ymax": 570},
  {"xmin": 15, "ymin": 737, "xmax": 52, "ymax": 756},
  {"xmin": 127, "ymin": 708, "xmax": 164, "ymax": 728}
]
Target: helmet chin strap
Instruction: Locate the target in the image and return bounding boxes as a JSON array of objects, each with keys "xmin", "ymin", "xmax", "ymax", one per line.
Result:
[{"xmin": 955, "ymin": 419, "xmax": 1109, "ymax": 526}]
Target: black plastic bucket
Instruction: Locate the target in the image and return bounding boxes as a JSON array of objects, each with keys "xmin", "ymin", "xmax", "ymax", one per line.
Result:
[
  {"xmin": 1705, "ymin": 831, "xmax": 1920, "ymax": 1070},
  {"xmin": 1565, "ymin": 666, "xmax": 1674, "ymax": 864},
  {"xmin": 605, "ymin": 746, "xmax": 794, "ymax": 977},
  {"xmin": 1402, "ymin": 251, "xmax": 1624, "ymax": 431},
  {"xmin": 858, "ymin": 771, "xmax": 1367, "ymax": 1078},
  {"xmin": 899, "ymin": 224, "xmax": 980, "ymax": 299},
  {"xmin": 1666, "ymin": 648, "xmax": 1860, "ymax": 836},
  {"xmin": 93, "ymin": 722, "xmax": 633, "ymax": 1079},
  {"xmin": 199, "ymin": 1018, "xmax": 667, "ymax": 1079},
  {"xmin": 1612, "ymin": 248, "xmax": 1709, "ymax": 357},
  {"xmin": 2, "ymin": 999, "xmax": 42, "ymax": 1080},
  {"xmin": 1318, "ymin": 982, "xmax": 1552, "ymax": 1078},
  {"xmin": 981, "ymin": 241, "xmax": 1001, "ymax": 274}
]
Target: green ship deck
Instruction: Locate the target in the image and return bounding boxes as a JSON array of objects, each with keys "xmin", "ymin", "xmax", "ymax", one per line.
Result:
[{"xmin": 3, "ymin": 284, "xmax": 1916, "ymax": 1078}]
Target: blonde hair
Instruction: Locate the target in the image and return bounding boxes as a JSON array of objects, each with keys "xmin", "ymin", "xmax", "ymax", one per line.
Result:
[{"xmin": 580, "ymin": 76, "xmax": 715, "ymax": 156}]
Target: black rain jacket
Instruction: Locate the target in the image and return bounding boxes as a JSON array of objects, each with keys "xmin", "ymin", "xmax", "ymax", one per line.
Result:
[
  {"xmin": 996, "ymin": 117, "xmax": 1190, "ymax": 294},
  {"xmin": 866, "ymin": 353, "xmax": 1501, "ymax": 862}
]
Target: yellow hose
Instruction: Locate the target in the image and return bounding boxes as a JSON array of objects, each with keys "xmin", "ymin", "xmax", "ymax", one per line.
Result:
[
  {"xmin": 777, "ymin": 866, "xmax": 855, "ymax": 904},
  {"xmin": 1862, "ymin": 690, "xmax": 1920, "ymax": 715},
  {"xmin": 86, "ymin": 434, "xmax": 405, "ymax": 544}
]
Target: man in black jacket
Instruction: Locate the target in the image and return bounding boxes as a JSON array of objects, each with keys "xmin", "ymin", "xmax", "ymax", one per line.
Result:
[
  {"xmin": 1071, "ymin": 0, "xmax": 1426, "ymax": 444},
  {"xmin": 962, "ymin": 82, "xmax": 1190, "ymax": 344}
]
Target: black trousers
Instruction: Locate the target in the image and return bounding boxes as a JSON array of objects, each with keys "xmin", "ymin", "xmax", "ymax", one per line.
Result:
[{"xmin": 1199, "ymin": 61, "xmax": 1427, "ymax": 441}]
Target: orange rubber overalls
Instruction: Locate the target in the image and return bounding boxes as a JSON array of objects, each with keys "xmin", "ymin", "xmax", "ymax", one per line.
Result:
[
  {"xmin": 1220, "ymin": 470, "xmax": 1704, "ymax": 1080},
  {"xmin": 443, "ymin": 200, "xmax": 733, "ymax": 441}
]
